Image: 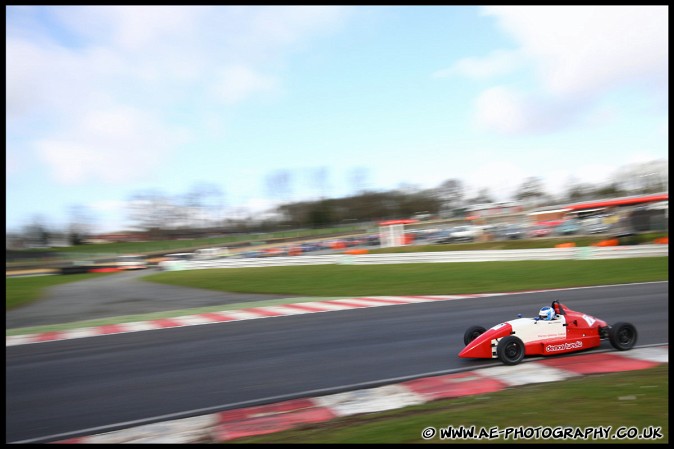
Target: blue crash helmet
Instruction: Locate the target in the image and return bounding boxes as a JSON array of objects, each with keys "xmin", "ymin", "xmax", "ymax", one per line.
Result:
[{"xmin": 539, "ymin": 306, "xmax": 555, "ymax": 321}]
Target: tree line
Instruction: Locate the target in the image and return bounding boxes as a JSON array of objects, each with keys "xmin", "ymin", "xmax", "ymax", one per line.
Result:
[{"xmin": 7, "ymin": 159, "xmax": 668, "ymax": 246}]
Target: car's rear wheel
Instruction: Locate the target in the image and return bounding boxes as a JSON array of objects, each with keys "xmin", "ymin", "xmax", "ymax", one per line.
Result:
[
  {"xmin": 463, "ymin": 326, "xmax": 487, "ymax": 346},
  {"xmin": 609, "ymin": 322, "xmax": 638, "ymax": 351},
  {"xmin": 496, "ymin": 336, "xmax": 525, "ymax": 365}
]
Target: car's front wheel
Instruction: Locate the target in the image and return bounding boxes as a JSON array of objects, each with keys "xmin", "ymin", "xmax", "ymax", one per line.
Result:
[
  {"xmin": 463, "ymin": 326, "xmax": 486, "ymax": 346},
  {"xmin": 609, "ymin": 322, "xmax": 638, "ymax": 351},
  {"xmin": 496, "ymin": 336, "xmax": 525, "ymax": 365}
]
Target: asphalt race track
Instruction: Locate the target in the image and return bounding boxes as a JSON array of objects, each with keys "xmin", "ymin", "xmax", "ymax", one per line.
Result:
[
  {"xmin": 6, "ymin": 281, "xmax": 668, "ymax": 443},
  {"xmin": 6, "ymin": 269, "xmax": 293, "ymax": 329}
]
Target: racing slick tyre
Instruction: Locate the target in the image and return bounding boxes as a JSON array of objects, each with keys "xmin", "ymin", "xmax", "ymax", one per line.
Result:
[
  {"xmin": 496, "ymin": 336, "xmax": 525, "ymax": 365},
  {"xmin": 463, "ymin": 326, "xmax": 487, "ymax": 346},
  {"xmin": 608, "ymin": 322, "xmax": 638, "ymax": 351}
]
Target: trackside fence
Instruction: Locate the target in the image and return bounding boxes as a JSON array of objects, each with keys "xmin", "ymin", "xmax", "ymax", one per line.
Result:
[{"xmin": 173, "ymin": 245, "xmax": 668, "ymax": 271}]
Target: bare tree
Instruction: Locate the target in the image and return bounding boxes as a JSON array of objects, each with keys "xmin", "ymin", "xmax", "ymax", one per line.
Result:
[
  {"xmin": 185, "ymin": 182, "xmax": 225, "ymax": 228},
  {"xmin": 434, "ymin": 178, "xmax": 465, "ymax": 217},
  {"xmin": 127, "ymin": 190, "xmax": 176, "ymax": 238},
  {"xmin": 610, "ymin": 160, "xmax": 668, "ymax": 195},
  {"xmin": 515, "ymin": 177, "xmax": 547, "ymax": 207},
  {"xmin": 565, "ymin": 176, "xmax": 594, "ymax": 202},
  {"xmin": 468, "ymin": 187, "xmax": 495, "ymax": 205},
  {"xmin": 21, "ymin": 214, "xmax": 51, "ymax": 247},
  {"xmin": 593, "ymin": 182, "xmax": 627, "ymax": 199},
  {"xmin": 67, "ymin": 204, "xmax": 95, "ymax": 245}
]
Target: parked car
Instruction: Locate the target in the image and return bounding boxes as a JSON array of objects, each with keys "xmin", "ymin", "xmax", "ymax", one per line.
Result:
[
  {"xmin": 116, "ymin": 254, "xmax": 148, "ymax": 270},
  {"xmin": 161, "ymin": 252, "xmax": 194, "ymax": 261},
  {"xmin": 261, "ymin": 247, "xmax": 287, "ymax": 257},
  {"xmin": 158, "ymin": 253, "xmax": 193, "ymax": 271},
  {"xmin": 192, "ymin": 247, "xmax": 229, "ymax": 260},
  {"xmin": 554, "ymin": 220, "xmax": 581, "ymax": 236},
  {"xmin": 582, "ymin": 218, "xmax": 610, "ymax": 234},
  {"xmin": 585, "ymin": 222, "xmax": 610, "ymax": 234},
  {"xmin": 459, "ymin": 300, "xmax": 637, "ymax": 365},
  {"xmin": 495, "ymin": 224, "xmax": 525, "ymax": 240},
  {"xmin": 365, "ymin": 235, "xmax": 380, "ymax": 246},
  {"xmin": 528, "ymin": 225, "xmax": 553, "ymax": 238},
  {"xmin": 449, "ymin": 225, "xmax": 480, "ymax": 242},
  {"xmin": 429, "ymin": 229, "xmax": 454, "ymax": 244},
  {"xmin": 238, "ymin": 250, "xmax": 263, "ymax": 258},
  {"xmin": 300, "ymin": 242, "xmax": 322, "ymax": 252}
]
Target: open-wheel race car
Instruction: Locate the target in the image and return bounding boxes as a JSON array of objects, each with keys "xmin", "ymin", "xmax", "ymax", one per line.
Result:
[{"xmin": 459, "ymin": 300, "xmax": 638, "ymax": 365}]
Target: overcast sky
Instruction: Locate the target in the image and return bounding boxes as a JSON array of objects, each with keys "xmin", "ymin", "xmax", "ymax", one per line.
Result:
[{"xmin": 6, "ymin": 5, "xmax": 668, "ymax": 232}]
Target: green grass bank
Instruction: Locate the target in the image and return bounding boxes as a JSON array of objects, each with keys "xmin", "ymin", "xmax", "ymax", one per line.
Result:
[{"xmin": 143, "ymin": 257, "xmax": 668, "ymax": 297}]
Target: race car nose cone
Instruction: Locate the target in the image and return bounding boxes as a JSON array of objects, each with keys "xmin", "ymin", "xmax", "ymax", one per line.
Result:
[
  {"xmin": 458, "ymin": 338, "xmax": 493, "ymax": 359},
  {"xmin": 458, "ymin": 323, "xmax": 512, "ymax": 359}
]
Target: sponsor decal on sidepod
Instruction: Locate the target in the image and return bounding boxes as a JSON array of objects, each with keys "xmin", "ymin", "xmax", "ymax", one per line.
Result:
[{"xmin": 545, "ymin": 341, "xmax": 583, "ymax": 352}]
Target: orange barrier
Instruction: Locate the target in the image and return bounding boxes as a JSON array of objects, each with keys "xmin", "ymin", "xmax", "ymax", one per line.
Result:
[
  {"xmin": 344, "ymin": 249, "xmax": 368, "ymax": 255},
  {"xmin": 654, "ymin": 237, "xmax": 669, "ymax": 244},
  {"xmin": 555, "ymin": 242, "xmax": 576, "ymax": 248},
  {"xmin": 593, "ymin": 239, "xmax": 619, "ymax": 247}
]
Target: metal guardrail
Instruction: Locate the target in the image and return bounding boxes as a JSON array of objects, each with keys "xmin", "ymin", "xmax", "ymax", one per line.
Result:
[{"xmin": 169, "ymin": 245, "xmax": 668, "ymax": 271}]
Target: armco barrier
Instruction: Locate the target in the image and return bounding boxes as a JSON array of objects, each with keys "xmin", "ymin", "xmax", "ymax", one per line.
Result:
[{"xmin": 175, "ymin": 245, "xmax": 668, "ymax": 271}]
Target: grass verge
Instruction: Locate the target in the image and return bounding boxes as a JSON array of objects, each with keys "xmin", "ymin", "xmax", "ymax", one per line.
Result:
[
  {"xmin": 142, "ymin": 257, "xmax": 668, "ymax": 297},
  {"xmin": 5, "ymin": 272, "xmax": 117, "ymax": 310},
  {"xmin": 227, "ymin": 364, "xmax": 668, "ymax": 444}
]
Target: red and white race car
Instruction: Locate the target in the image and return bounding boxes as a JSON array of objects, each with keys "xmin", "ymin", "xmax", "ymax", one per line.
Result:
[{"xmin": 459, "ymin": 301, "xmax": 637, "ymax": 365}]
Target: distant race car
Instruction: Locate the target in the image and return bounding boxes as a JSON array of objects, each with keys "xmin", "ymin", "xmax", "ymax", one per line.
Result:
[{"xmin": 459, "ymin": 300, "xmax": 637, "ymax": 365}]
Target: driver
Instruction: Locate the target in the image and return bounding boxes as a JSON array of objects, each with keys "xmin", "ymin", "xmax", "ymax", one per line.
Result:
[{"xmin": 538, "ymin": 306, "xmax": 556, "ymax": 321}]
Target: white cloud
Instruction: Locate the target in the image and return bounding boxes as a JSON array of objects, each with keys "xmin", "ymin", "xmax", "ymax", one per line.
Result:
[
  {"xmin": 433, "ymin": 49, "xmax": 522, "ymax": 79},
  {"xmin": 89, "ymin": 199, "xmax": 128, "ymax": 213},
  {"xmin": 464, "ymin": 160, "xmax": 528, "ymax": 201},
  {"xmin": 482, "ymin": 6, "xmax": 667, "ymax": 96},
  {"xmin": 246, "ymin": 197, "xmax": 282, "ymax": 213},
  {"xmin": 6, "ymin": 39, "xmax": 42, "ymax": 118},
  {"xmin": 35, "ymin": 106, "xmax": 189, "ymax": 185},
  {"xmin": 7, "ymin": 5, "xmax": 350, "ymax": 189},
  {"xmin": 212, "ymin": 65, "xmax": 280, "ymax": 105},
  {"xmin": 47, "ymin": 6, "xmax": 349, "ymax": 73},
  {"xmin": 469, "ymin": 5, "xmax": 668, "ymax": 134},
  {"xmin": 6, "ymin": 151, "xmax": 20, "ymax": 177},
  {"xmin": 625, "ymin": 151, "xmax": 666, "ymax": 166},
  {"xmin": 570, "ymin": 164, "xmax": 614, "ymax": 189},
  {"xmin": 660, "ymin": 119, "xmax": 668, "ymax": 138},
  {"xmin": 543, "ymin": 170, "xmax": 573, "ymax": 198},
  {"xmin": 473, "ymin": 85, "xmax": 585, "ymax": 135},
  {"xmin": 249, "ymin": 6, "xmax": 350, "ymax": 48},
  {"xmin": 473, "ymin": 86, "xmax": 528, "ymax": 134},
  {"xmin": 226, "ymin": 197, "xmax": 283, "ymax": 220},
  {"xmin": 86, "ymin": 199, "xmax": 131, "ymax": 232},
  {"xmin": 49, "ymin": 6, "xmax": 205, "ymax": 51},
  {"xmin": 7, "ymin": 38, "xmax": 95, "ymax": 120}
]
